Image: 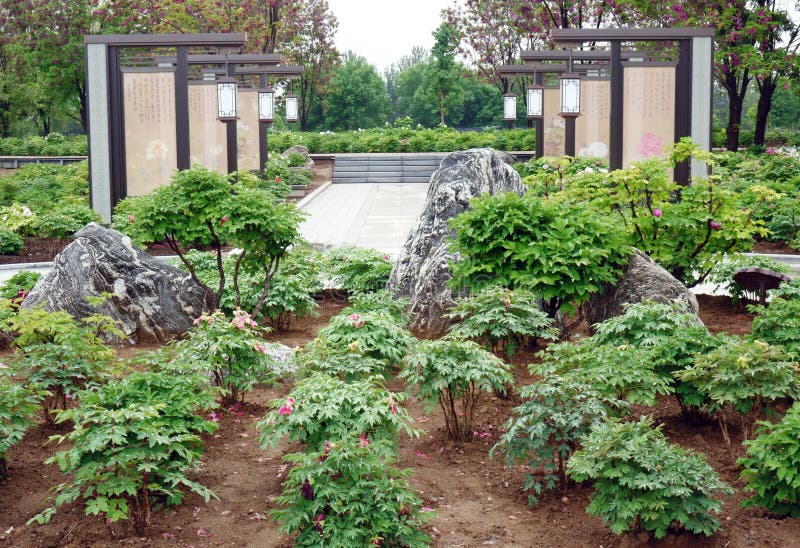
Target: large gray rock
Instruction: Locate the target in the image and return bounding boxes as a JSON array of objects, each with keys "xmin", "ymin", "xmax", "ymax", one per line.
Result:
[
  {"xmin": 582, "ymin": 248, "xmax": 702, "ymax": 329},
  {"xmin": 22, "ymin": 223, "xmax": 215, "ymax": 343},
  {"xmin": 282, "ymin": 145, "xmax": 315, "ymax": 171},
  {"xmin": 387, "ymin": 148, "xmax": 527, "ymax": 336}
]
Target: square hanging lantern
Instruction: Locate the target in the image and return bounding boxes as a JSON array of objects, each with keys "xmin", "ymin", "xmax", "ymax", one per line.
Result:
[
  {"xmin": 503, "ymin": 93, "xmax": 517, "ymax": 122},
  {"xmin": 285, "ymin": 94, "xmax": 299, "ymax": 123},
  {"xmin": 526, "ymin": 85, "xmax": 543, "ymax": 118},
  {"xmin": 559, "ymin": 73, "xmax": 581, "ymax": 117},
  {"xmin": 217, "ymin": 76, "xmax": 238, "ymax": 121},
  {"xmin": 258, "ymin": 87, "xmax": 275, "ymax": 123}
]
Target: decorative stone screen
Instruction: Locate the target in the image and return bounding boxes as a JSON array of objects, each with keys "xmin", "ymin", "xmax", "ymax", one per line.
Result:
[
  {"xmin": 189, "ymin": 82, "xmax": 227, "ymax": 174},
  {"xmin": 622, "ymin": 64, "xmax": 676, "ymax": 166},
  {"xmin": 236, "ymin": 90, "xmax": 260, "ymax": 172},
  {"xmin": 576, "ymin": 79, "xmax": 610, "ymax": 161},
  {"xmin": 123, "ymin": 71, "xmax": 177, "ymax": 195},
  {"xmin": 542, "ymin": 88, "xmax": 565, "ymax": 157}
]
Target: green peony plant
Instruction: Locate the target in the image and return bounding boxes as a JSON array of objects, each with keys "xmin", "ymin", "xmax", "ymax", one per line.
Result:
[
  {"xmin": 532, "ymin": 339, "xmax": 672, "ymax": 406},
  {"xmin": 738, "ymin": 402, "xmax": 800, "ymax": 517},
  {"xmin": 256, "ymin": 372, "xmax": 416, "ymax": 453},
  {"xmin": 32, "ymin": 371, "xmax": 218, "ymax": 534},
  {"xmin": 445, "ymin": 285, "xmax": 559, "ymax": 356},
  {"xmin": 0, "ymin": 378, "xmax": 43, "ymax": 480},
  {"xmin": 169, "ymin": 310, "xmax": 277, "ymax": 405},
  {"xmin": 324, "ymin": 246, "xmax": 394, "ymax": 294},
  {"xmin": 750, "ymin": 296, "xmax": 800, "ymax": 357},
  {"xmin": 449, "ymin": 192, "xmax": 631, "ymax": 317},
  {"xmin": 491, "ymin": 375, "xmax": 626, "ymax": 505},
  {"xmin": 271, "ymin": 438, "xmax": 433, "ymax": 547},
  {"xmin": 567, "ymin": 417, "xmax": 733, "ymax": 539},
  {"xmin": 400, "ymin": 339, "xmax": 514, "ymax": 442},
  {"xmin": 676, "ymin": 336, "xmax": 800, "ymax": 450},
  {"xmin": 3, "ymin": 306, "xmax": 121, "ymax": 428},
  {"xmin": 315, "ymin": 310, "xmax": 414, "ymax": 372}
]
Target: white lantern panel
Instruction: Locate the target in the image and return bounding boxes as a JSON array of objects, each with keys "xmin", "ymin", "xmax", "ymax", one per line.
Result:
[
  {"xmin": 560, "ymin": 78, "xmax": 580, "ymax": 115},
  {"xmin": 285, "ymin": 96, "xmax": 299, "ymax": 122},
  {"xmin": 217, "ymin": 81, "xmax": 237, "ymax": 119},
  {"xmin": 526, "ymin": 88, "xmax": 543, "ymax": 117},
  {"xmin": 503, "ymin": 95, "xmax": 517, "ymax": 121},
  {"xmin": 259, "ymin": 91, "xmax": 275, "ymax": 121}
]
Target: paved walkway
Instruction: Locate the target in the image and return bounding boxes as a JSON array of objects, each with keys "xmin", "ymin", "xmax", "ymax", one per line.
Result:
[{"xmin": 298, "ymin": 183, "xmax": 429, "ymax": 256}]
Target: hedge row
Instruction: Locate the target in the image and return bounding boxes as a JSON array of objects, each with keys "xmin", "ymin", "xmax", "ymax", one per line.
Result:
[
  {"xmin": 0, "ymin": 134, "xmax": 87, "ymax": 156},
  {"xmin": 267, "ymin": 127, "xmax": 537, "ymax": 153}
]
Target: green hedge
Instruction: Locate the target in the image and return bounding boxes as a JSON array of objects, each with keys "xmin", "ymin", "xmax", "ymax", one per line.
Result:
[
  {"xmin": 267, "ymin": 127, "xmax": 537, "ymax": 153},
  {"xmin": 712, "ymin": 128, "xmax": 800, "ymax": 149},
  {"xmin": 0, "ymin": 133, "xmax": 88, "ymax": 156}
]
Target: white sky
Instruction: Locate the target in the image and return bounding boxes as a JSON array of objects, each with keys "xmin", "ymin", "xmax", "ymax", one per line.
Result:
[{"xmin": 327, "ymin": 0, "xmax": 459, "ymax": 73}]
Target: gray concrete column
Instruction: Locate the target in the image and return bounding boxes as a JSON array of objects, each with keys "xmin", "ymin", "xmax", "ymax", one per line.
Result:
[{"xmin": 86, "ymin": 43, "xmax": 113, "ymax": 222}]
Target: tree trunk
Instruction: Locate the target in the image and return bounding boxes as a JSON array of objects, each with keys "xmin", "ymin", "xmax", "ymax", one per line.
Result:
[
  {"xmin": 754, "ymin": 80, "xmax": 776, "ymax": 146},
  {"xmin": 79, "ymin": 83, "xmax": 88, "ymax": 134},
  {"xmin": 723, "ymin": 70, "xmax": 749, "ymax": 152}
]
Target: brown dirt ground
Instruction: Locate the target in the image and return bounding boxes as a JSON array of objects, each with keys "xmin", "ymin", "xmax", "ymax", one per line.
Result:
[{"xmin": 2, "ymin": 292, "xmax": 800, "ymax": 547}]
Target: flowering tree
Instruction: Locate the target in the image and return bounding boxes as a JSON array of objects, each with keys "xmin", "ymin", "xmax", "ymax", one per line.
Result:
[
  {"xmin": 443, "ymin": 0, "xmax": 613, "ymax": 94},
  {"xmin": 279, "ymin": 0, "xmax": 340, "ymax": 130},
  {"xmin": 613, "ymin": 0, "xmax": 800, "ymax": 150}
]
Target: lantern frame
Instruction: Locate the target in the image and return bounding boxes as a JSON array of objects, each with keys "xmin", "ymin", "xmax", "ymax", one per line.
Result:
[
  {"xmin": 217, "ymin": 76, "xmax": 238, "ymax": 121},
  {"xmin": 526, "ymin": 85, "xmax": 544, "ymax": 118},
  {"xmin": 284, "ymin": 93, "xmax": 299, "ymax": 123},
  {"xmin": 503, "ymin": 93, "xmax": 517, "ymax": 122},
  {"xmin": 559, "ymin": 72, "xmax": 581, "ymax": 117},
  {"xmin": 258, "ymin": 87, "xmax": 275, "ymax": 123}
]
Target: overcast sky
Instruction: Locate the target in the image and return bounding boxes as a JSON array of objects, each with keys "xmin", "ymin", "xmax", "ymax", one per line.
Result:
[
  {"xmin": 326, "ymin": 0, "xmax": 800, "ymax": 74},
  {"xmin": 327, "ymin": 0, "xmax": 457, "ymax": 73}
]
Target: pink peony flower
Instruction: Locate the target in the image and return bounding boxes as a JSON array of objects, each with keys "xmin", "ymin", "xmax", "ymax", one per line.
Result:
[
  {"xmin": 766, "ymin": 147, "xmax": 778, "ymax": 155},
  {"xmin": 278, "ymin": 397, "xmax": 295, "ymax": 416},
  {"xmin": 388, "ymin": 394, "xmax": 397, "ymax": 414},
  {"xmin": 653, "ymin": 208, "xmax": 662, "ymax": 218},
  {"xmin": 127, "ymin": 214, "xmax": 135, "ymax": 223},
  {"xmin": 359, "ymin": 432, "xmax": 370, "ymax": 447},
  {"xmin": 254, "ymin": 343, "xmax": 268, "ymax": 354},
  {"xmin": 710, "ymin": 220, "xmax": 722, "ymax": 230},
  {"xmin": 504, "ymin": 299, "xmax": 511, "ymax": 310},
  {"xmin": 219, "ymin": 215, "xmax": 229, "ymax": 225},
  {"xmin": 275, "ymin": 176, "xmax": 281, "ymax": 183},
  {"xmin": 348, "ymin": 313, "xmax": 365, "ymax": 328}
]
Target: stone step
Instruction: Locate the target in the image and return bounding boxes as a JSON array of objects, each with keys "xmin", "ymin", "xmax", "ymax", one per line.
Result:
[{"xmin": 332, "ymin": 153, "xmax": 449, "ymax": 184}]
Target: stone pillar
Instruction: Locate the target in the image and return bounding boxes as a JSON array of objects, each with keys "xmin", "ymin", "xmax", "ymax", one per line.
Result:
[
  {"xmin": 86, "ymin": 43, "xmax": 113, "ymax": 222},
  {"xmin": 691, "ymin": 35, "xmax": 714, "ymax": 179}
]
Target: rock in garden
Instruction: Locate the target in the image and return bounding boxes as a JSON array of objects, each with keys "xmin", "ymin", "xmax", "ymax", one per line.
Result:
[
  {"xmin": 582, "ymin": 248, "xmax": 703, "ymax": 329},
  {"xmin": 22, "ymin": 223, "xmax": 215, "ymax": 343},
  {"xmin": 387, "ymin": 148, "xmax": 528, "ymax": 336},
  {"xmin": 282, "ymin": 145, "xmax": 315, "ymax": 170}
]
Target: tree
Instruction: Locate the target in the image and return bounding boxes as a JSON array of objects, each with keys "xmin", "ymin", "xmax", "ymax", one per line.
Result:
[
  {"xmin": 763, "ymin": 84, "xmax": 800, "ymax": 129},
  {"xmin": 316, "ymin": 52, "xmax": 391, "ymax": 131},
  {"xmin": 427, "ymin": 22, "xmax": 463, "ymax": 125},
  {"xmin": 613, "ymin": 0, "xmax": 799, "ymax": 151},
  {"xmin": 748, "ymin": 1, "xmax": 800, "ymax": 145},
  {"xmin": 1, "ymin": 0, "xmax": 154, "ymax": 133},
  {"xmin": 280, "ymin": 0, "xmax": 340, "ymax": 130},
  {"xmin": 385, "ymin": 46, "xmax": 429, "ymax": 121},
  {"xmin": 153, "ymin": 0, "xmax": 298, "ymax": 54},
  {"xmin": 444, "ymin": 0, "xmax": 612, "ymax": 94}
]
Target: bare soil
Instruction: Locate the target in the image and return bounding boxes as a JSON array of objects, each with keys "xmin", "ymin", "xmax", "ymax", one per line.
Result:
[{"xmin": 2, "ymin": 292, "xmax": 800, "ymax": 547}]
